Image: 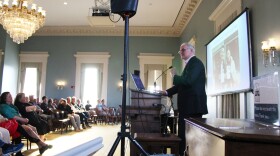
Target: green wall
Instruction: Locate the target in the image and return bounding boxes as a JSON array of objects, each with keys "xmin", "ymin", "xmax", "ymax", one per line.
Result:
[
  {"xmin": 20, "ymin": 36, "xmax": 179, "ymax": 106},
  {"xmin": 1, "ymin": 33, "xmax": 19, "ymax": 97}
]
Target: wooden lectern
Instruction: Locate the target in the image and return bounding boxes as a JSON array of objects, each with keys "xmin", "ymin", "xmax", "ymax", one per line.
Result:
[{"xmin": 128, "ymin": 89, "xmax": 162, "ymax": 155}]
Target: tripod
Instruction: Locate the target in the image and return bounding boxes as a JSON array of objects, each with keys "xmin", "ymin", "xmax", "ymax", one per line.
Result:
[{"xmin": 108, "ymin": 14, "xmax": 149, "ymax": 156}]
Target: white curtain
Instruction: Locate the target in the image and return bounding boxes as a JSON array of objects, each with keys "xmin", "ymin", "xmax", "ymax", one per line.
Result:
[
  {"xmin": 20, "ymin": 62, "xmax": 42, "ymax": 98},
  {"xmin": 81, "ymin": 63, "xmax": 103, "ymax": 103},
  {"xmin": 218, "ymin": 93, "xmax": 240, "ymax": 118}
]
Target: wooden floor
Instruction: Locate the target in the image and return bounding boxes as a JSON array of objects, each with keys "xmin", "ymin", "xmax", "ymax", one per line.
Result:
[{"xmin": 22, "ymin": 124, "xmax": 131, "ymax": 156}]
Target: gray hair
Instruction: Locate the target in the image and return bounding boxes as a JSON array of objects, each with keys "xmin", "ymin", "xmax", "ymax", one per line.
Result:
[{"xmin": 182, "ymin": 43, "xmax": 195, "ymax": 53}]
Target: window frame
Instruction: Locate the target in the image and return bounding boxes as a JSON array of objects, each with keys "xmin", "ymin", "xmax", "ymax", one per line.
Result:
[
  {"xmin": 19, "ymin": 52, "xmax": 49, "ymax": 98},
  {"xmin": 74, "ymin": 52, "xmax": 110, "ymax": 102},
  {"xmin": 138, "ymin": 53, "xmax": 174, "ymax": 90}
]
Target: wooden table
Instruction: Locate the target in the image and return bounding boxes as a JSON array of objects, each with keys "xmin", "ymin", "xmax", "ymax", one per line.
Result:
[
  {"xmin": 134, "ymin": 133, "xmax": 181, "ymax": 156},
  {"xmin": 185, "ymin": 118, "xmax": 280, "ymax": 156}
]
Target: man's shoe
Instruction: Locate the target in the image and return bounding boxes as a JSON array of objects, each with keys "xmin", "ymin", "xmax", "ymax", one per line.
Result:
[
  {"xmin": 39, "ymin": 144, "xmax": 53, "ymax": 155},
  {"xmin": 82, "ymin": 124, "xmax": 86, "ymax": 129},
  {"xmin": 86, "ymin": 124, "xmax": 92, "ymax": 128},
  {"xmin": 3, "ymin": 143, "xmax": 24, "ymax": 155}
]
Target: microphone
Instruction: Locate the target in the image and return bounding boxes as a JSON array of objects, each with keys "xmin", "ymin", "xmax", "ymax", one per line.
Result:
[{"xmin": 154, "ymin": 66, "xmax": 173, "ymax": 89}]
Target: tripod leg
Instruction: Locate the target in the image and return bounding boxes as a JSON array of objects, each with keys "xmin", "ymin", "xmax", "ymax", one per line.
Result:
[
  {"xmin": 108, "ymin": 134, "xmax": 122, "ymax": 156},
  {"xmin": 128, "ymin": 135, "xmax": 150, "ymax": 156}
]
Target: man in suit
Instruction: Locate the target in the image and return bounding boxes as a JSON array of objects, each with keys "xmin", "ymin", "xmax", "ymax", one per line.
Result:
[{"xmin": 161, "ymin": 43, "xmax": 208, "ymax": 156}]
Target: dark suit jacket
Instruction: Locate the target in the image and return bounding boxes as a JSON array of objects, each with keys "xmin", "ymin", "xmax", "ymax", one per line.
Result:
[{"xmin": 167, "ymin": 56, "xmax": 208, "ymax": 117}]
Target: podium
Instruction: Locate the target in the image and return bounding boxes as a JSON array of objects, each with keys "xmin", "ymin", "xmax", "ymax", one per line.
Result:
[{"xmin": 128, "ymin": 89, "xmax": 162, "ymax": 155}]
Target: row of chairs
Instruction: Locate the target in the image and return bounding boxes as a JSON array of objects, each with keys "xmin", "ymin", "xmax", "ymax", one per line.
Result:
[
  {"xmin": 49, "ymin": 107, "xmax": 122, "ymax": 135},
  {"xmin": 92, "ymin": 107, "xmax": 122, "ymax": 125}
]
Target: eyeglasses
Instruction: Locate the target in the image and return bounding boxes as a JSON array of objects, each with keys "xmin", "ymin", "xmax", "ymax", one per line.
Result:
[{"xmin": 178, "ymin": 48, "xmax": 186, "ymax": 54}]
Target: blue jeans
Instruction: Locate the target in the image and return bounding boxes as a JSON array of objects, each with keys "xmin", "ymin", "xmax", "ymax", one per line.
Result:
[{"xmin": 0, "ymin": 138, "xmax": 5, "ymax": 147}]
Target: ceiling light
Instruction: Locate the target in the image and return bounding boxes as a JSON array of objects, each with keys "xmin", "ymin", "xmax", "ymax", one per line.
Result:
[{"xmin": 0, "ymin": 0, "xmax": 46, "ymax": 44}]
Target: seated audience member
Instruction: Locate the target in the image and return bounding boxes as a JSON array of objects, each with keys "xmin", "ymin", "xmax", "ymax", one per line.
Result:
[
  {"xmin": 0, "ymin": 115, "xmax": 51, "ymax": 155},
  {"xmin": 99, "ymin": 99, "xmax": 109, "ymax": 115},
  {"xmin": 68, "ymin": 97, "xmax": 91, "ymax": 129},
  {"xmin": 85, "ymin": 100, "xmax": 92, "ymax": 111},
  {"xmin": 85, "ymin": 100, "xmax": 96, "ymax": 117},
  {"xmin": 28, "ymin": 95, "xmax": 37, "ymax": 106},
  {"xmin": 53, "ymin": 98, "xmax": 59, "ymax": 106},
  {"xmin": 57, "ymin": 99, "xmax": 82, "ymax": 132},
  {"xmin": 38, "ymin": 96, "xmax": 53, "ymax": 129},
  {"xmin": 96, "ymin": 99, "xmax": 109, "ymax": 122},
  {"xmin": 0, "ymin": 92, "xmax": 52, "ymax": 155},
  {"xmin": 77, "ymin": 98, "xmax": 93, "ymax": 123},
  {"xmin": 40, "ymin": 96, "xmax": 52, "ymax": 115},
  {"xmin": 28, "ymin": 95, "xmax": 44, "ymax": 115},
  {"xmin": 0, "ymin": 126, "xmax": 24, "ymax": 155},
  {"xmin": 96, "ymin": 99, "xmax": 108, "ymax": 115},
  {"xmin": 76, "ymin": 99, "xmax": 85, "ymax": 110},
  {"xmin": 48, "ymin": 98, "xmax": 57, "ymax": 111},
  {"xmin": 14, "ymin": 93, "xmax": 50, "ymax": 141}
]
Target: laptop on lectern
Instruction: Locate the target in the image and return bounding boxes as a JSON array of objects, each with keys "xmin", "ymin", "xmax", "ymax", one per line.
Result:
[{"xmin": 130, "ymin": 73, "xmax": 145, "ymax": 91}]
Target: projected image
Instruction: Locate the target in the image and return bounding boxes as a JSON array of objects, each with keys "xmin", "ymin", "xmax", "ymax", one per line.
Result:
[
  {"xmin": 213, "ymin": 31, "xmax": 240, "ymax": 90},
  {"xmin": 206, "ymin": 9, "xmax": 251, "ymax": 95}
]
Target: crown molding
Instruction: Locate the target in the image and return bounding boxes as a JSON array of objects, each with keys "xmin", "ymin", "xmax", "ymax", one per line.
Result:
[{"xmin": 34, "ymin": 0, "xmax": 202, "ymax": 37}]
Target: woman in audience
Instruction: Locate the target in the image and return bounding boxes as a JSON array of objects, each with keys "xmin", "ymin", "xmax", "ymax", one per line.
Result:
[
  {"xmin": 96, "ymin": 99, "xmax": 109, "ymax": 123},
  {"xmin": 14, "ymin": 93, "xmax": 50, "ymax": 141},
  {"xmin": 57, "ymin": 99, "xmax": 82, "ymax": 132},
  {"xmin": 48, "ymin": 98, "xmax": 57, "ymax": 110},
  {"xmin": 0, "ymin": 92, "xmax": 52, "ymax": 155},
  {"xmin": 96, "ymin": 99, "xmax": 109, "ymax": 115}
]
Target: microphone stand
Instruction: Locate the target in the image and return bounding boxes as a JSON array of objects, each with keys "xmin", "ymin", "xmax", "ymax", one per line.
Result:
[{"xmin": 153, "ymin": 66, "xmax": 172, "ymax": 91}]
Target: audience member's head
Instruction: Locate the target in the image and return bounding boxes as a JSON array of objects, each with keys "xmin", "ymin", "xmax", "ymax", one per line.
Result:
[
  {"xmin": 42, "ymin": 96, "xmax": 48, "ymax": 103},
  {"xmin": 66, "ymin": 97, "xmax": 71, "ymax": 104},
  {"xmin": 29, "ymin": 95, "xmax": 34, "ymax": 101},
  {"xmin": 59, "ymin": 98, "xmax": 67, "ymax": 105},
  {"xmin": 71, "ymin": 96, "xmax": 76, "ymax": 104},
  {"xmin": 14, "ymin": 93, "xmax": 26, "ymax": 104},
  {"xmin": 48, "ymin": 98, "xmax": 53, "ymax": 105},
  {"xmin": 0, "ymin": 92, "xmax": 12, "ymax": 104}
]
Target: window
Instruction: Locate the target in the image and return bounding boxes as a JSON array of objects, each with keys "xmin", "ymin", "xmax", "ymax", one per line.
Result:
[
  {"xmin": 23, "ymin": 67, "xmax": 38, "ymax": 97},
  {"xmin": 19, "ymin": 52, "xmax": 48, "ymax": 99},
  {"xmin": 81, "ymin": 64, "xmax": 103, "ymax": 104},
  {"xmin": 138, "ymin": 53, "xmax": 174, "ymax": 91},
  {"xmin": 147, "ymin": 70, "xmax": 162, "ymax": 91},
  {"xmin": 75, "ymin": 52, "xmax": 110, "ymax": 104}
]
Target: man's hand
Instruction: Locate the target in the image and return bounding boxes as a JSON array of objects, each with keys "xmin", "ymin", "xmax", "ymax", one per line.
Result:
[
  {"xmin": 159, "ymin": 90, "xmax": 167, "ymax": 96},
  {"xmin": 170, "ymin": 67, "xmax": 177, "ymax": 78}
]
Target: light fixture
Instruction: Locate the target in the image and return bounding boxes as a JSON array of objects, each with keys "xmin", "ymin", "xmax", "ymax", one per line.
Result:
[
  {"xmin": 261, "ymin": 39, "xmax": 279, "ymax": 67},
  {"xmin": 0, "ymin": 0, "xmax": 46, "ymax": 44},
  {"xmin": 118, "ymin": 81, "xmax": 122, "ymax": 91},
  {"xmin": 57, "ymin": 81, "xmax": 65, "ymax": 90}
]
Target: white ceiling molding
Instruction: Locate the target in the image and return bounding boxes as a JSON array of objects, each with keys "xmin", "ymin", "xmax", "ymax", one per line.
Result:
[
  {"xmin": 35, "ymin": 0, "xmax": 202, "ymax": 37},
  {"xmin": 208, "ymin": 0, "xmax": 242, "ymax": 34},
  {"xmin": 208, "ymin": 0, "xmax": 242, "ymax": 21}
]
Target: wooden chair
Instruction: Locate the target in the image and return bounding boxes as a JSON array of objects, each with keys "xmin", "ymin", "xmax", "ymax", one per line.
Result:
[
  {"xmin": 93, "ymin": 108, "xmax": 107, "ymax": 124},
  {"xmin": 108, "ymin": 107, "xmax": 117, "ymax": 124},
  {"xmin": 116, "ymin": 106, "xmax": 122, "ymax": 124},
  {"xmin": 90, "ymin": 109, "xmax": 98, "ymax": 124},
  {"xmin": 51, "ymin": 110, "xmax": 70, "ymax": 134}
]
